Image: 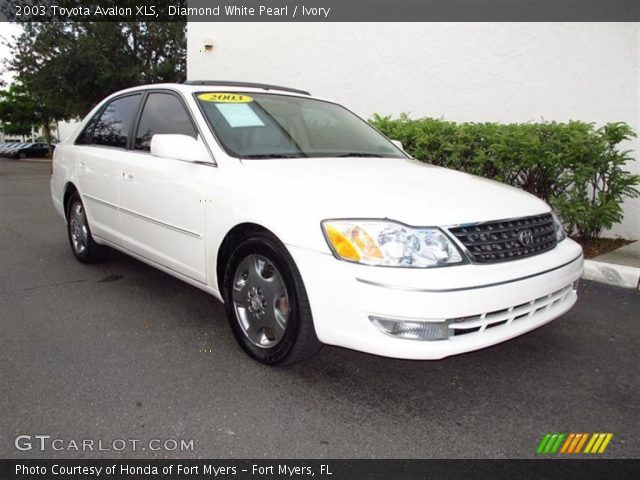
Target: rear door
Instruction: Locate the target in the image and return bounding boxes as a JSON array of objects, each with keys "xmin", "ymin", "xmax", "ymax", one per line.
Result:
[
  {"xmin": 118, "ymin": 90, "xmax": 212, "ymax": 283},
  {"xmin": 75, "ymin": 93, "xmax": 142, "ymax": 245}
]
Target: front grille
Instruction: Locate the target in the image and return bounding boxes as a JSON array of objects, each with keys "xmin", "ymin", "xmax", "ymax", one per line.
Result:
[{"xmin": 449, "ymin": 213, "xmax": 557, "ymax": 263}]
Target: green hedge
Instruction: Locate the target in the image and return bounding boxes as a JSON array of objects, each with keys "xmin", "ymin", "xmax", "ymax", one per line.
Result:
[{"xmin": 370, "ymin": 114, "xmax": 639, "ymax": 239}]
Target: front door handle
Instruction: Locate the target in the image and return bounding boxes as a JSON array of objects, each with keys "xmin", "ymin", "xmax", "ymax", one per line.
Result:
[{"xmin": 123, "ymin": 172, "xmax": 134, "ymax": 180}]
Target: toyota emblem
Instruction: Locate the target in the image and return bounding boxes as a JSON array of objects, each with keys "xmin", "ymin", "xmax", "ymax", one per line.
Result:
[{"xmin": 518, "ymin": 229, "xmax": 534, "ymax": 246}]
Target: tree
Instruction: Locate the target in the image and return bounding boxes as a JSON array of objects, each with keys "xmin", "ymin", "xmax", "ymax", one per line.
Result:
[
  {"xmin": 5, "ymin": 21, "xmax": 186, "ymax": 120},
  {"xmin": 0, "ymin": 82, "xmax": 58, "ymax": 144}
]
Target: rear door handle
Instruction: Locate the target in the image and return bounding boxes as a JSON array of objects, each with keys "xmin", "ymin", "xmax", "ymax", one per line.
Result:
[
  {"xmin": 78, "ymin": 161, "xmax": 86, "ymax": 168},
  {"xmin": 123, "ymin": 172, "xmax": 134, "ymax": 180}
]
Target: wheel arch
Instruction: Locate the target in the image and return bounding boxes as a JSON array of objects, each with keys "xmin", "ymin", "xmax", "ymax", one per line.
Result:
[
  {"xmin": 216, "ymin": 222, "xmax": 280, "ymax": 294},
  {"xmin": 62, "ymin": 182, "xmax": 79, "ymax": 220}
]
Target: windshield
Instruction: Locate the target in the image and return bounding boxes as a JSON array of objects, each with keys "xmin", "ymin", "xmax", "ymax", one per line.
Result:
[{"xmin": 195, "ymin": 92, "xmax": 406, "ymax": 159}]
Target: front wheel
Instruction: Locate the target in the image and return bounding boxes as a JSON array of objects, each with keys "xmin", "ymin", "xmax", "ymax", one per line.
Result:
[{"xmin": 223, "ymin": 232, "xmax": 322, "ymax": 366}]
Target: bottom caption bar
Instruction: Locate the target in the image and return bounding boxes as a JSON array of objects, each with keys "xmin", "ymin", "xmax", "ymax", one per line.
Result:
[{"xmin": 2, "ymin": 459, "xmax": 639, "ymax": 480}]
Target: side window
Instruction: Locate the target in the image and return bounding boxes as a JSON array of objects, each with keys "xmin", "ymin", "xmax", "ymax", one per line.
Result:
[
  {"xmin": 91, "ymin": 94, "xmax": 142, "ymax": 148},
  {"xmin": 135, "ymin": 93, "xmax": 197, "ymax": 151}
]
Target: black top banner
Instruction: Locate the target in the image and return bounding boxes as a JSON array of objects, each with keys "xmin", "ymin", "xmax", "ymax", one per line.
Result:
[{"xmin": 1, "ymin": 0, "xmax": 640, "ymax": 22}]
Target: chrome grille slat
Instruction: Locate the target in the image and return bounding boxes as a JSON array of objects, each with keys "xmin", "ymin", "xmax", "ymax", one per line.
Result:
[{"xmin": 449, "ymin": 213, "xmax": 557, "ymax": 263}]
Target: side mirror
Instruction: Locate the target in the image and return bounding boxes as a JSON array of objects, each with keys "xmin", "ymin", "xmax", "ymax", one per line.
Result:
[
  {"xmin": 391, "ymin": 139, "xmax": 404, "ymax": 151},
  {"xmin": 150, "ymin": 134, "xmax": 211, "ymax": 163}
]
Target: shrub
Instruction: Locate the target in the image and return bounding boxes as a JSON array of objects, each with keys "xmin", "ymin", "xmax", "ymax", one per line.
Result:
[{"xmin": 370, "ymin": 114, "xmax": 639, "ymax": 239}]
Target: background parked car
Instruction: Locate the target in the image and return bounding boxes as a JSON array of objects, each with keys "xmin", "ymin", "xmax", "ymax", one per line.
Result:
[
  {"xmin": 0, "ymin": 142, "xmax": 22, "ymax": 156},
  {"xmin": 3, "ymin": 143, "xmax": 26, "ymax": 157},
  {"xmin": 8, "ymin": 142, "xmax": 55, "ymax": 159}
]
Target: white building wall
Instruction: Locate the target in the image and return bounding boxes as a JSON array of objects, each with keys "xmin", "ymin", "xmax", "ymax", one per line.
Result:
[
  {"xmin": 54, "ymin": 120, "xmax": 81, "ymax": 143},
  {"xmin": 187, "ymin": 22, "xmax": 639, "ymax": 239}
]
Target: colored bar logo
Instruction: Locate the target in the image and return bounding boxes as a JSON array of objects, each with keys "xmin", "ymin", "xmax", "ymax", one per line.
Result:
[{"xmin": 537, "ymin": 433, "xmax": 613, "ymax": 454}]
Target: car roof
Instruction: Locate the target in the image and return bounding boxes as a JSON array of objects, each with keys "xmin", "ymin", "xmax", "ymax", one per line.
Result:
[
  {"xmin": 110, "ymin": 81, "xmax": 314, "ymax": 99},
  {"xmin": 183, "ymin": 80, "xmax": 310, "ymax": 96}
]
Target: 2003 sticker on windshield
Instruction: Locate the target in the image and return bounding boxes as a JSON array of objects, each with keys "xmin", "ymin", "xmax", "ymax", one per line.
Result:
[{"xmin": 198, "ymin": 93, "xmax": 253, "ymax": 103}]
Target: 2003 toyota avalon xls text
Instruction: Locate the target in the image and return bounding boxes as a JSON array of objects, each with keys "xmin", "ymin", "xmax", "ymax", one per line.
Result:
[{"xmin": 51, "ymin": 81, "xmax": 583, "ymax": 365}]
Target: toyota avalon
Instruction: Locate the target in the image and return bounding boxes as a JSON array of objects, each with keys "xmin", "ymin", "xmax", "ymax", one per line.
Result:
[{"xmin": 50, "ymin": 81, "xmax": 583, "ymax": 365}]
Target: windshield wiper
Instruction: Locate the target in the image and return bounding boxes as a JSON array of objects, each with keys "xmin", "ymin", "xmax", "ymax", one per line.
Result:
[
  {"xmin": 337, "ymin": 153, "xmax": 384, "ymax": 158},
  {"xmin": 242, "ymin": 153, "xmax": 304, "ymax": 159}
]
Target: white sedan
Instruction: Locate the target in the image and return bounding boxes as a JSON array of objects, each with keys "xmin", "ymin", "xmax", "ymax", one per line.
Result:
[{"xmin": 51, "ymin": 81, "xmax": 583, "ymax": 365}]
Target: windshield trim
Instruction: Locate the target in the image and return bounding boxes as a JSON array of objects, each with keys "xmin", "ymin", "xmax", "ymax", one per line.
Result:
[{"xmin": 191, "ymin": 91, "xmax": 409, "ymax": 161}]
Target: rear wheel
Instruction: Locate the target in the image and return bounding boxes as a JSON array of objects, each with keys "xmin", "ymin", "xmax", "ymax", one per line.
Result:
[
  {"xmin": 66, "ymin": 192, "xmax": 110, "ymax": 263},
  {"xmin": 223, "ymin": 232, "xmax": 322, "ymax": 366},
  {"xmin": 18, "ymin": 152, "xmax": 26, "ymax": 159}
]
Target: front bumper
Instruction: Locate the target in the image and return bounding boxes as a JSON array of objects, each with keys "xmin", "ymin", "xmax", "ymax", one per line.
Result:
[{"xmin": 288, "ymin": 238, "xmax": 583, "ymax": 360}]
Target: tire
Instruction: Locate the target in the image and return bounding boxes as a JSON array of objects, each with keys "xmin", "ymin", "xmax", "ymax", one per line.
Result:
[
  {"xmin": 66, "ymin": 192, "xmax": 110, "ymax": 263},
  {"xmin": 223, "ymin": 232, "xmax": 322, "ymax": 366},
  {"xmin": 19, "ymin": 152, "xmax": 26, "ymax": 159}
]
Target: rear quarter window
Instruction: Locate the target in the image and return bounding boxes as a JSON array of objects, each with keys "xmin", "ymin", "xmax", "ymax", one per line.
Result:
[{"xmin": 85, "ymin": 94, "xmax": 142, "ymax": 148}]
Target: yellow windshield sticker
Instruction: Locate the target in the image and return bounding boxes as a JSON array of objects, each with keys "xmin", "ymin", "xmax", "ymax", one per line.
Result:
[{"xmin": 198, "ymin": 93, "xmax": 253, "ymax": 103}]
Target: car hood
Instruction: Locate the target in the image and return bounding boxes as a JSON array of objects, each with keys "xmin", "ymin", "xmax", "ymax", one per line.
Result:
[{"xmin": 239, "ymin": 157, "xmax": 550, "ymax": 227}]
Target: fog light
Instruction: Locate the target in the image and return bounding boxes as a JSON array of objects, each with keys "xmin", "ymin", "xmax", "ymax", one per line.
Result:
[{"xmin": 369, "ymin": 315, "xmax": 450, "ymax": 341}]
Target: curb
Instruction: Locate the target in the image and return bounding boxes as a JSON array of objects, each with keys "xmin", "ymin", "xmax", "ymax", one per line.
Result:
[
  {"xmin": 582, "ymin": 259, "xmax": 640, "ymax": 290},
  {"xmin": 24, "ymin": 160, "xmax": 52, "ymax": 164}
]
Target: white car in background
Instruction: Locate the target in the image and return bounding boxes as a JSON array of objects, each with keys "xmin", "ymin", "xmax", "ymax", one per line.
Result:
[{"xmin": 50, "ymin": 81, "xmax": 583, "ymax": 365}]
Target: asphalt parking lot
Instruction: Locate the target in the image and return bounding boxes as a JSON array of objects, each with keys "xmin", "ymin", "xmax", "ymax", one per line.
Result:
[{"xmin": 1, "ymin": 159, "xmax": 639, "ymax": 459}]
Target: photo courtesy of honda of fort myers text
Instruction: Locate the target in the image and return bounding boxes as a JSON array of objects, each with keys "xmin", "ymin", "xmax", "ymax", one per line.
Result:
[{"xmin": 0, "ymin": 1, "xmax": 640, "ymax": 480}]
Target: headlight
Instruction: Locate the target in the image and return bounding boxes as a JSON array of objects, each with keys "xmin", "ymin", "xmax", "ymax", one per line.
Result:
[
  {"xmin": 321, "ymin": 220, "xmax": 465, "ymax": 267},
  {"xmin": 551, "ymin": 212, "xmax": 566, "ymax": 243}
]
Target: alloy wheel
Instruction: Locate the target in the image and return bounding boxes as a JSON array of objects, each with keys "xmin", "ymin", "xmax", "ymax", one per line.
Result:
[{"xmin": 232, "ymin": 254, "xmax": 290, "ymax": 348}]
